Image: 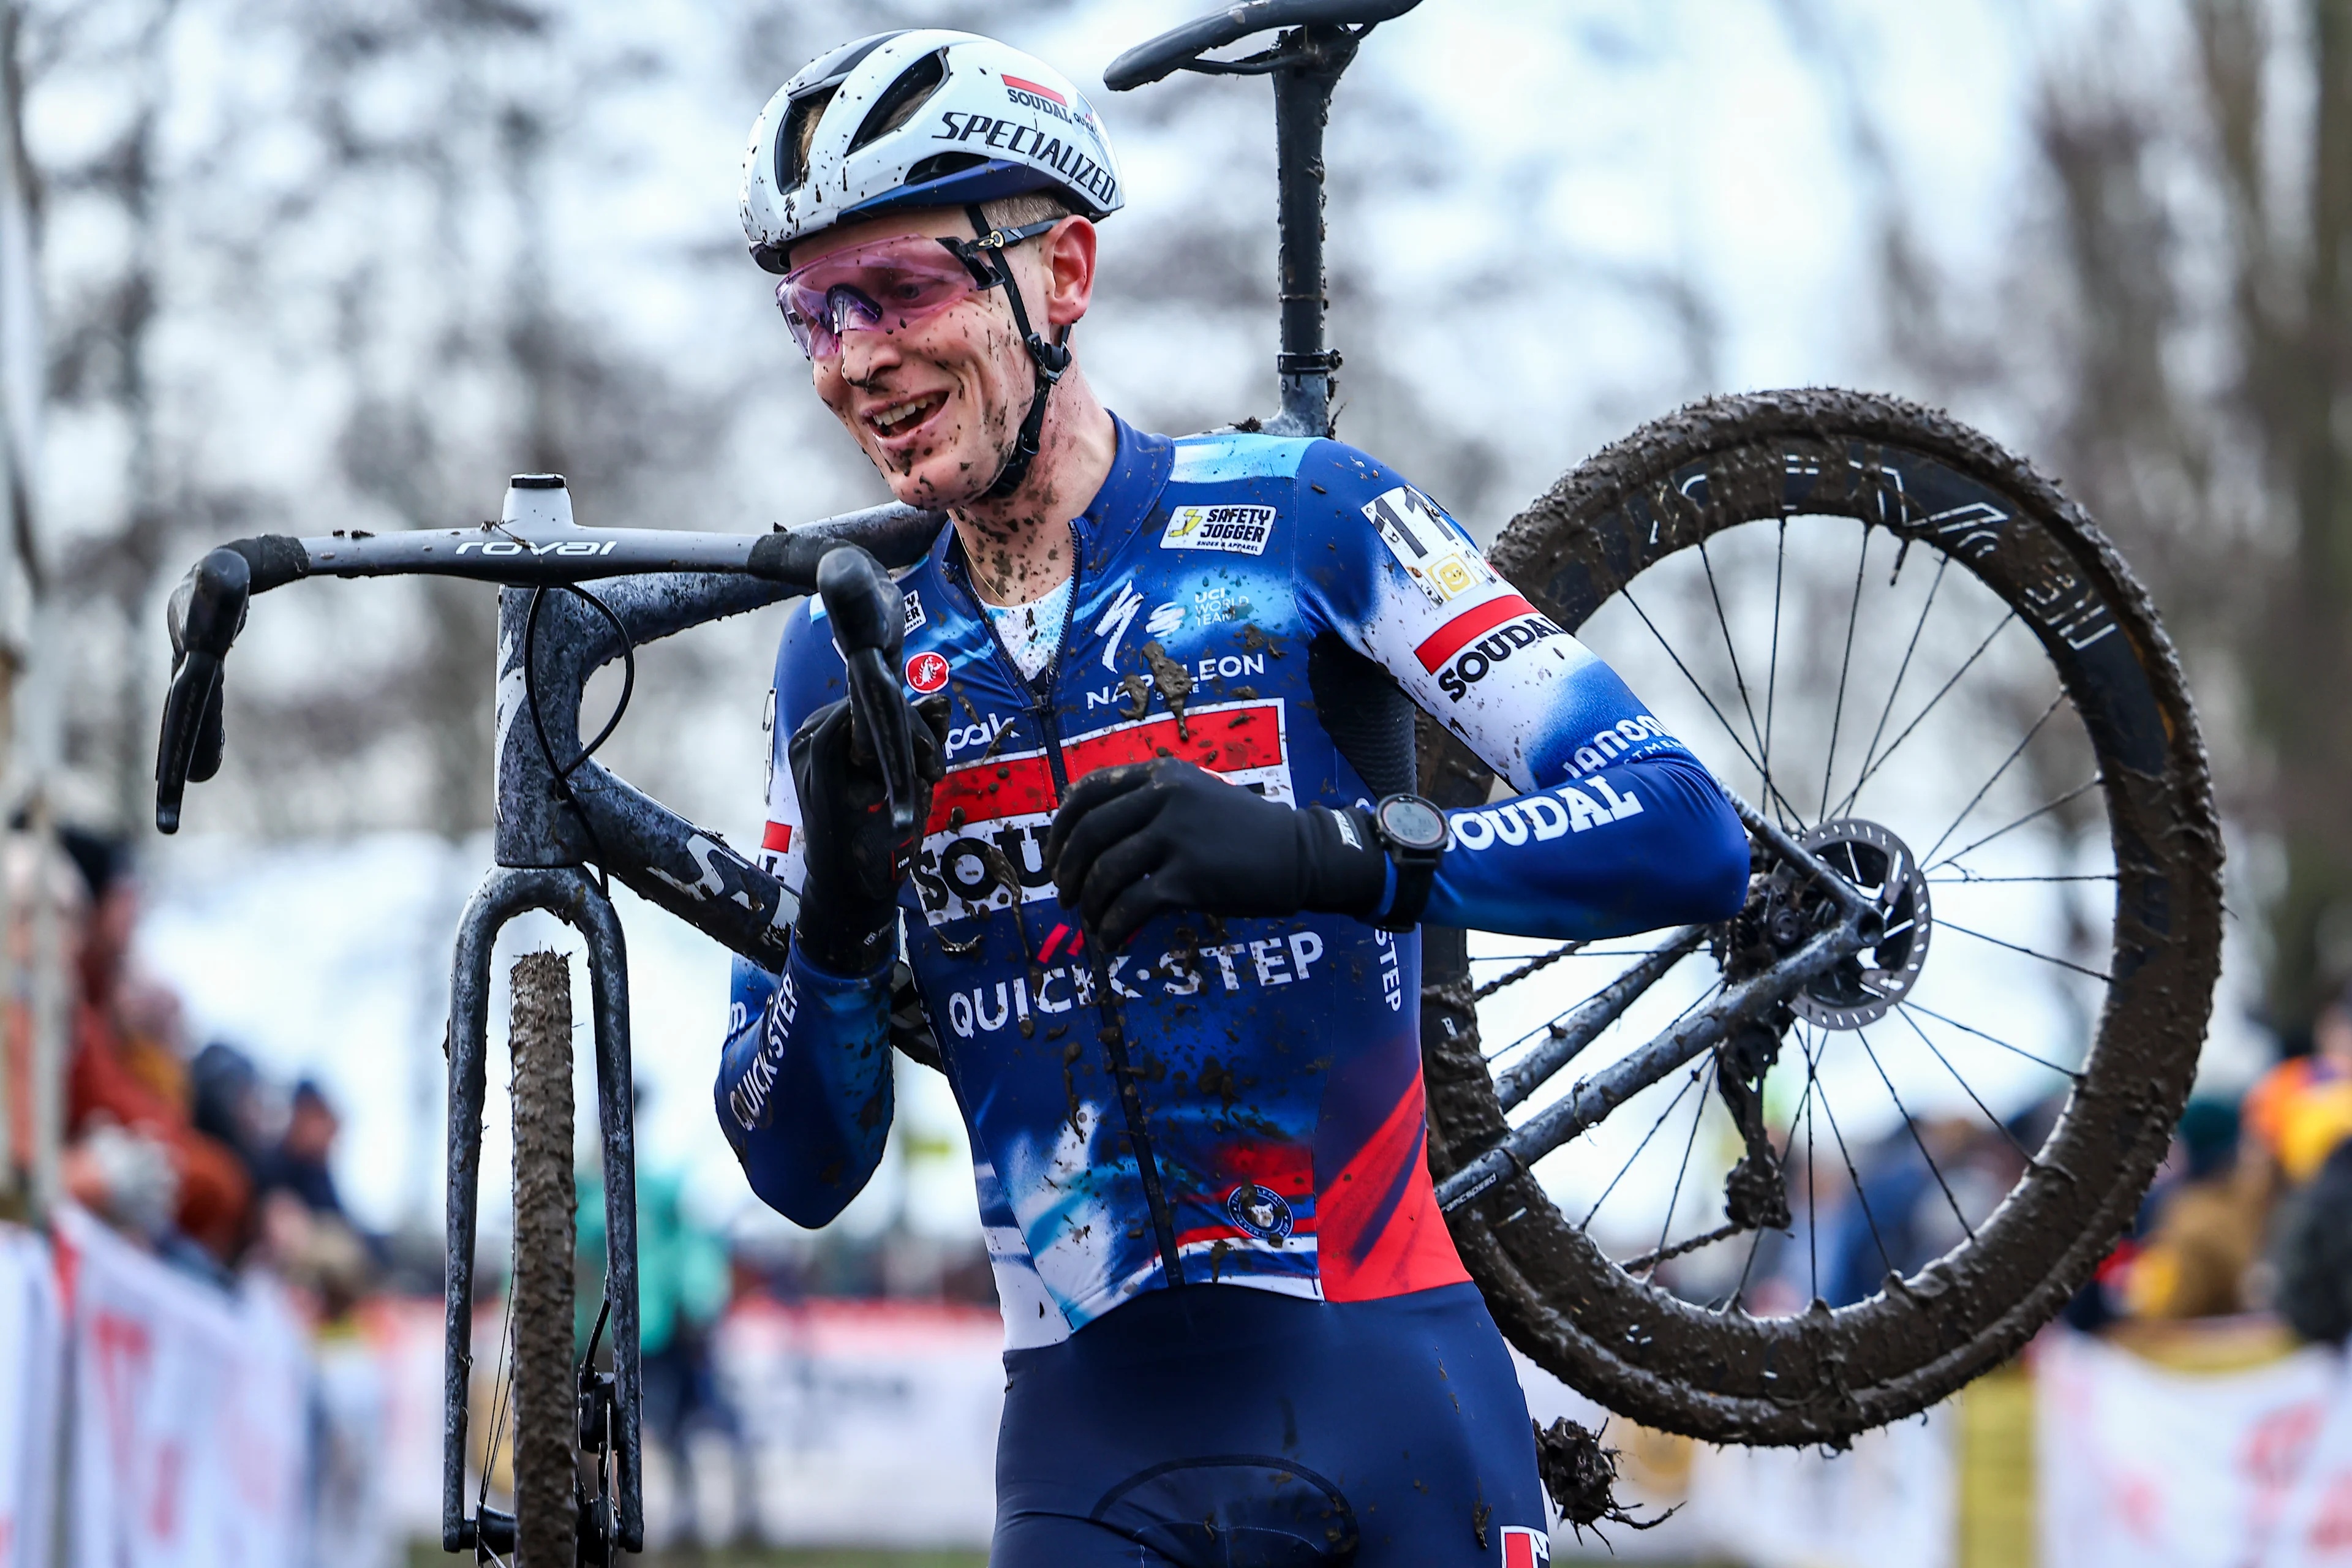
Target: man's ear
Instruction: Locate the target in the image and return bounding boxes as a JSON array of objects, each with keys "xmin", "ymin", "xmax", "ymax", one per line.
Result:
[{"xmin": 1042, "ymin": 215, "xmax": 1098, "ymax": 330}]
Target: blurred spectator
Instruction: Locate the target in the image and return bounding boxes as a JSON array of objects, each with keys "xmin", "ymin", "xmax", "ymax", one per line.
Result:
[
  {"xmin": 2121, "ymin": 1098, "xmax": 2264, "ymax": 1319},
  {"xmin": 250, "ymin": 1078, "xmax": 380, "ymax": 1317},
  {"xmin": 56, "ymin": 829, "xmax": 251, "ymax": 1262},
  {"xmin": 2244, "ymin": 977, "xmax": 2352, "ymax": 1186},
  {"xmin": 2274, "ymin": 1137, "xmax": 2352, "ymax": 1344},
  {"xmin": 190, "ymin": 1040, "xmax": 271, "ymax": 1174},
  {"xmin": 255, "ymin": 1079, "xmax": 348, "ymax": 1219}
]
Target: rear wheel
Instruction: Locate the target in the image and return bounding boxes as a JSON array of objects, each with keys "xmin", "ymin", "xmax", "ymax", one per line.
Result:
[{"xmin": 1419, "ymin": 389, "xmax": 2222, "ymax": 1445}]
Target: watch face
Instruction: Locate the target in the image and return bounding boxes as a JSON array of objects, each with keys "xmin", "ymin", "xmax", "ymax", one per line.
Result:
[{"xmin": 1377, "ymin": 795, "xmax": 1449, "ymax": 853}]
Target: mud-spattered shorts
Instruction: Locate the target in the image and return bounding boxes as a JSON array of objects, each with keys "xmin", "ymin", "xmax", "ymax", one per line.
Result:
[{"xmin": 993, "ymin": 1280, "xmax": 1551, "ymax": 1566}]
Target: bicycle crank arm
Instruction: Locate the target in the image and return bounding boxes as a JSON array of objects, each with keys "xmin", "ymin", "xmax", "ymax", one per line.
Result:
[{"xmin": 1435, "ymin": 916, "xmax": 1864, "ymax": 1214}]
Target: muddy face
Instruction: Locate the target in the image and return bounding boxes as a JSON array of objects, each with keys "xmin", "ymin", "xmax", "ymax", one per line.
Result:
[{"xmin": 796, "ymin": 208, "xmax": 1063, "ymax": 516}]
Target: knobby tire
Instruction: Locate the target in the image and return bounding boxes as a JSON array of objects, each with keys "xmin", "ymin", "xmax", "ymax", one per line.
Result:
[{"xmin": 510, "ymin": 951, "xmax": 579, "ymax": 1564}]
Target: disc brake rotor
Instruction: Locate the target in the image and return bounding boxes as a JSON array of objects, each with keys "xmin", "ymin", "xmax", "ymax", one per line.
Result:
[{"xmin": 1790, "ymin": 817, "xmax": 1931, "ymax": 1029}]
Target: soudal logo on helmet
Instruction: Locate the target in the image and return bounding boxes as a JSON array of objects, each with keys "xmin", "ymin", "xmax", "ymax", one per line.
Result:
[{"xmin": 1003, "ymin": 73, "xmax": 1071, "ymax": 119}]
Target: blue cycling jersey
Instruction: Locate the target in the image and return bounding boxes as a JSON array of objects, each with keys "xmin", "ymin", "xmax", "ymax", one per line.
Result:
[{"xmin": 717, "ymin": 415, "xmax": 1748, "ymax": 1345}]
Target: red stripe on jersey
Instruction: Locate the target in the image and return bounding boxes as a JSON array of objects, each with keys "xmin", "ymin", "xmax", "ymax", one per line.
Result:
[
  {"xmin": 1414, "ymin": 594, "xmax": 1540, "ymax": 673},
  {"xmin": 1502, "ymin": 1526, "xmax": 1547, "ymax": 1568},
  {"xmin": 1316, "ymin": 1071, "xmax": 1472, "ymax": 1302},
  {"xmin": 927, "ymin": 753, "xmax": 1058, "ymax": 836},
  {"xmin": 1063, "ymin": 701, "xmax": 1283, "ymax": 781},
  {"xmin": 1003, "ymin": 74, "xmax": 1066, "ymax": 104},
  {"xmin": 761, "ymin": 821, "xmax": 792, "ymax": 852}
]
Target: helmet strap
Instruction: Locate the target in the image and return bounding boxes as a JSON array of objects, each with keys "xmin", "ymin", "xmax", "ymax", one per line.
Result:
[{"xmin": 954, "ymin": 204, "xmax": 1072, "ymax": 502}]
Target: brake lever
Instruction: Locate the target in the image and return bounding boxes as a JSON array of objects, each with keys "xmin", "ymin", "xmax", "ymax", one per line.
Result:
[
  {"xmin": 815, "ymin": 545, "xmax": 918, "ymax": 837},
  {"xmin": 154, "ymin": 547, "xmax": 253, "ymax": 833}
]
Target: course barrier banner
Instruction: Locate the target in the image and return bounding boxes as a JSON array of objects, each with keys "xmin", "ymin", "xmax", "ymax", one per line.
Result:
[
  {"xmin": 2039, "ymin": 1326, "xmax": 2340, "ymax": 1568},
  {"xmin": 0, "ymin": 1224, "xmax": 63, "ymax": 1568},
  {"xmin": 57, "ymin": 1206, "xmax": 310, "ymax": 1568},
  {"xmin": 715, "ymin": 1298, "xmax": 1005, "ymax": 1547}
]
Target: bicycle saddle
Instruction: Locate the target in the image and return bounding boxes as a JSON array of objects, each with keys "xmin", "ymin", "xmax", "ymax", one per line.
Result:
[{"xmin": 1104, "ymin": 0, "xmax": 1424, "ymax": 91}]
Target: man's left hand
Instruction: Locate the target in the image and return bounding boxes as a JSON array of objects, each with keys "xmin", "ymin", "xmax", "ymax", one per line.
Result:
[{"xmin": 1044, "ymin": 760, "xmax": 1387, "ymax": 949}]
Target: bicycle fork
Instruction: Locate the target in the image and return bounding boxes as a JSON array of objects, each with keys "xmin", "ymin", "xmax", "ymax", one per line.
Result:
[{"xmin": 442, "ymin": 865, "xmax": 645, "ymax": 1558}]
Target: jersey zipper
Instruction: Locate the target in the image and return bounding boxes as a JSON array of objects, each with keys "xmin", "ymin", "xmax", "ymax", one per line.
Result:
[{"xmin": 951, "ymin": 529, "xmax": 1189, "ymax": 1291}]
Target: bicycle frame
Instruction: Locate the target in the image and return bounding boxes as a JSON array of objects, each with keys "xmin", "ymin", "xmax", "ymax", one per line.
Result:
[{"xmin": 154, "ymin": 478, "xmax": 943, "ymax": 1555}]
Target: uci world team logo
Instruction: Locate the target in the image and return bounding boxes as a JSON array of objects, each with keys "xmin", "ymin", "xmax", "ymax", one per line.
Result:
[{"xmin": 1224, "ymin": 1183, "xmax": 1294, "ymax": 1242}]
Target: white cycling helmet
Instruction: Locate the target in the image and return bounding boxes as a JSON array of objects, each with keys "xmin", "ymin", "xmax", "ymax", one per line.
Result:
[{"xmin": 742, "ymin": 30, "xmax": 1123, "ymax": 274}]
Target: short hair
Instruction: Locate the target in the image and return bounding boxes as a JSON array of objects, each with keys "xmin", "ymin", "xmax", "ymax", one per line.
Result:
[{"xmin": 981, "ymin": 190, "xmax": 1073, "ymax": 232}]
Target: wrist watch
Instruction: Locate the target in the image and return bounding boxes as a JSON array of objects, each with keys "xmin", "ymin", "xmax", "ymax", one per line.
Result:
[{"xmin": 1368, "ymin": 793, "xmax": 1450, "ymax": 933}]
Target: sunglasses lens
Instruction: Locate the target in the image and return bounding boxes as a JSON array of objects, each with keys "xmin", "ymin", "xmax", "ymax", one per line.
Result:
[{"xmin": 775, "ymin": 237, "xmax": 988, "ymax": 359}]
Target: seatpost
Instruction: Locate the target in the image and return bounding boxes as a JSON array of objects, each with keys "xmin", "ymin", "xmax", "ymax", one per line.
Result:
[{"xmin": 1267, "ymin": 24, "xmax": 1362, "ymax": 438}]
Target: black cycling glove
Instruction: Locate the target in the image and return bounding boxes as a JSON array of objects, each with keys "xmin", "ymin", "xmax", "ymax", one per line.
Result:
[
  {"xmin": 1044, "ymin": 759, "xmax": 1389, "ymax": 950},
  {"xmin": 787, "ymin": 692, "xmax": 948, "ymax": 976}
]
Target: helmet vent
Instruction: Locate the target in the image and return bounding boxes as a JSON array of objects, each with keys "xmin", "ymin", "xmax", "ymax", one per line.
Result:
[
  {"xmin": 903, "ymin": 151, "xmax": 989, "ymax": 188},
  {"xmin": 850, "ymin": 51, "xmax": 948, "ymax": 155},
  {"xmin": 778, "ymin": 89, "xmax": 833, "ymax": 193}
]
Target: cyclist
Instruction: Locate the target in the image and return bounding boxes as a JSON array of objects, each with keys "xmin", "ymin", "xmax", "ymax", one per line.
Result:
[{"xmin": 716, "ymin": 29, "xmax": 1750, "ymax": 1566}]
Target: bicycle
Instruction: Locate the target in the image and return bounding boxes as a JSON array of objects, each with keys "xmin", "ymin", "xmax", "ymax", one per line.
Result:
[{"xmin": 148, "ymin": 0, "xmax": 2221, "ymax": 1558}]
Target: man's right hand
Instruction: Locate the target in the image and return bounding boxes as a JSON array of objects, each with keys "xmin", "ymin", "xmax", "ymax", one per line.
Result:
[{"xmin": 787, "ymin": 692, "xmax": 948, "ymax": 975}]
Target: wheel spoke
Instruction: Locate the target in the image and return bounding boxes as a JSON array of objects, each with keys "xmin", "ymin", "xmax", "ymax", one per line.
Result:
[
  {"xmin": 1580, "ymin": 1065, "xmax": 1707, "ymax": 1231},
  {"xmin": 1842, "ymin": 609, "xmax": 2019, "ymax": 813},
  {"xmin": 1697, "ymin": 535, "xmax": 1771, "ymax": 772},
  {"xmin": 1833, "ymin": 554, "xmax": 1951, "ymax": 821},
  {"xmin": 1621, "ymin": 584, "xmax": 1808, "ymax": 824},
  {"xmin": 1918, "ymin": 693, "xmax": 2067, "ymax": 867},
  {"xmin": 1937, "ymin": 917, "xmax": 2112, "ymax": 984},
  {"xmin": 1928, "ymin": 871, "xmax": 2116, "ymax": 886},
  {"xmin": 1894, "ymin": 1005, "xmax": 2040, "ymax": 1167},
  {"xmin": 1637, "ymin": 1057, "xmax": 1719, "ymax": 1277},
  {"xmin": 1926, "ymin": 778, "xmax": 2101, "ymax": 872},
  {"xmin": 1723, "ymin": 1050, "xmax": 1822, "ymax": 1314},
  {"xmin": 479, "ymin": 1272, "xmax": 519, "ymax": 1523},
  {"xmin": 1804, "ymin": 1028, "xmax": 1820, "ymax": 1303},
  {"xmin": 1810, "ymin": 1034, "xmax": 1898, "ymax": 1287},
  {"xmin": 1763, "ymin": 519, "xmax": 1789, "ymax": 828},
  {"xmin": 1856, "ymin": 1027, "xmax": 1975, "ymax": 1243},
  {"xmin": 1899, "ymin": 999, "xmax": 2086, "ymax": 1080},
  {"xmin": 1817, "ymin": 524, "xmax": 1872, "ymax": 818}
]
